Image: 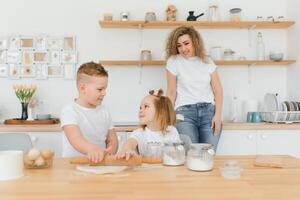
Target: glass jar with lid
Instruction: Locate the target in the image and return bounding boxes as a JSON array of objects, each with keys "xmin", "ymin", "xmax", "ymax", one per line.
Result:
[
  {"xmin": 163, "ymin": 142, "xmax": 185, "ymax": 166},
  {"xmin": 186, "ymin": 143, "xmax": 215, "ymax": 171},
  {"xmin": 229, "ymin": 8, "xmax": 242, "ymax": 21}
]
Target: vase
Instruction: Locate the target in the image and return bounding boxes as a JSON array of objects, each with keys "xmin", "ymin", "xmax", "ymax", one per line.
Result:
[{"xmin": 21, "ymin": 102, "xmax": 29, "ymax": 120}]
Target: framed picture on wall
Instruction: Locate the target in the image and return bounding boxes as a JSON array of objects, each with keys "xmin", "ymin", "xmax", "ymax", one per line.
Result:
[
  {"xmin": 0, "ymin": 50, "xmax": 6, "ymax": 64},
  {"xmin": 35, "ymin": 35, "xmax": 47, "ymax": 50},
  {"xmin": 9, "ymin": 64, "xmax": 20, "ymax": 79},
  {"xmin": 9, "ymin": 36, "xmax": 20, "ymax": 50},
  {"xmin": 20, "ymin": 37, "xmax": 35, "ymax": 49},
  {"xmin": 47, "ymin": 37, "xmax": 63, "ymax": 50},
  {"xmin": 48, "ymin": 65, "xmax": 63, "ymax": 77},
  {"xmin": 35, "ymin": 64, "xmax": 48, "ymax": 79},
  {"xmin": 0, "ymin": 38, "xmax": 8, "ymax": 50},
  {"xmin": 0, "ymin": 65, "xmax": 8, "ymax": 77},
  {"xmin": 62, "ymin": 51, "xmax": 77, "ymax": 64},
  {"xmin": 20, "ymin": 65, "xmax": 35, "ymax": 77},
  {"xmin": 6, "ymin": 51, "xmax": 21, "ymax": 64},
  {"xmin": 22, "ymin": 51, "xmax": 34, "ymax": 65},
  {"xmin": 64, "ymin": 64, "xmax": 75, "ymax": 79},
  {"xmin": 63, "ymin": 36, "xmax": 75, "ymax": 51},
  {"xmin": 49, "ymin": 50, "xmax": 61, "ymax": 65},
  {"xmin": 33, "ymin": 51, "xmax": 48, "ymax": 63}
]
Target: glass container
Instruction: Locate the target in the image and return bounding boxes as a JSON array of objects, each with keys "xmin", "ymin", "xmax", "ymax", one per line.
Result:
[
  {"xmin": 186, "ymin": 143, "xmax": 215, "ymax": 171},
  {"xmin": 163, "ymin": 142, "xmax": 185, "ymax": 166}
]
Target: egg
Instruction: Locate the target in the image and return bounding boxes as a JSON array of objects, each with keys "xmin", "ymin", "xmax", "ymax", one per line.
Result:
[
  {"xmin": 23, "ymin": 155, "xmax": 34, "ymax": 166},
  {"xmin": 34, "ymin": 156, "xmax": 45, "ymax": 167},
  {"xmin": 27, "ymin": 148, "xmax": 41, "ymax": 161},
  {"xmin": 41, "ymin": 149, "xmax": 54, "ymax": 160}
]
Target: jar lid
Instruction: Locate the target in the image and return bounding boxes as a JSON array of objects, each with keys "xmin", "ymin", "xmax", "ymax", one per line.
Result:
[
  {"xmin": 164, "ymin": 141, "xmax": 184, "ymax": 146},
  {"xmin": 230, "ymin": 8, "xmax": 242, "ymax": 13},
  {"xmin": 190, "ymin": 143, "xmax": 213, "ymax": 150}
]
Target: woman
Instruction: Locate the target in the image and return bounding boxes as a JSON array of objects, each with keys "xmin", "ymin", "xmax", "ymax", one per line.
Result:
[{"xmin": 165, "ymin": 26, "xmax": 223, "ymax": 149}]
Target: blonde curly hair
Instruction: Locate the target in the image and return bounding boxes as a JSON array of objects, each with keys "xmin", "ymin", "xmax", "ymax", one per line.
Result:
[{"xmin": 165, "ymin": 26, "xmax": 208, "ymax": 63}]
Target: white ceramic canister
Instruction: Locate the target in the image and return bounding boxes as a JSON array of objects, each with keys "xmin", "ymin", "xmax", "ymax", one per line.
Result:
[
  {"xmin": 186, "ymin": 143, "xmax": 215, "ymax": 171},
  {"xmin": 0, "ymin": 151, "xmax": 24, "ymax": 181},
  {"xmin": 209, "ymin": 46, "xmax": 222, "ymax": 60}
]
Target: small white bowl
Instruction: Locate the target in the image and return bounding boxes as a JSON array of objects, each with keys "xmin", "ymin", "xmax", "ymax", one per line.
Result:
[
  {"xmin": 269, "ymin": 52, "xmax": 284, "ymax": 61},
  {"xmin": 0, "ymin": 151, "xmax": 24, "ymax": 181},
  {"xmin": 36, "ymin": 114, "xmax": 51, "ymax": 120}
]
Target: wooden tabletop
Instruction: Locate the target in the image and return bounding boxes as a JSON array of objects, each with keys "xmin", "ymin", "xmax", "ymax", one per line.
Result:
[
  {"xmin": 1, "ymin": 122, "xmax": 300, "ymax": 133},
  {"xmin": 1, "ymin": 156, "xmax": 300, "ymax": 200}
]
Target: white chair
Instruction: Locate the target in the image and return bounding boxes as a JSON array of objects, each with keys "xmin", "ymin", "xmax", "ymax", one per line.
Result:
[
  {"xmin": 179, "ymin": 134, "xmax": 192, "ymax": 154},
  {"xmin": 0, "ymin": 133, "xmax": 33, "ymax": 153}
]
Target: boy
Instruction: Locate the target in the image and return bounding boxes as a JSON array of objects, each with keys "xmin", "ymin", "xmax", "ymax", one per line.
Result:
[{"xmin": 60, "ymin": 62, "xmax": 118, "ymax": 162}]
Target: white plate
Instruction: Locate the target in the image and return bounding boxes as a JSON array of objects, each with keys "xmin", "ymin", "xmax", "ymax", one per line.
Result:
[{"xmin": 264, "ymin": 93, "xmax": 278, "ymax": 112}]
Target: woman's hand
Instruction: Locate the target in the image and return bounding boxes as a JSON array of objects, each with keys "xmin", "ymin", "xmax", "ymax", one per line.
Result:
[
  {"xmin": 115, "ymin": 150, "xmax": 138, "ymax": 161},
  {"xmin": 211, "ymin": 114, "xmax": 222, "ymax": 135},
  {"xmin": 87, "ymin": 146, "xmax": 105, "ymax": 163}
]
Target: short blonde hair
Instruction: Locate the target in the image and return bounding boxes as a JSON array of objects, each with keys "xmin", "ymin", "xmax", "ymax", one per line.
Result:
[
  {"xmin": 77, "ymin": 62, "xmax": 108, "ymax": 84},
  {"xmin": 141, "ymin": 89, "xmax": 176, "ymax": 134},
  {"xmin": 165, "ymin": 26, "xmax": 208, "ymax": 63}
]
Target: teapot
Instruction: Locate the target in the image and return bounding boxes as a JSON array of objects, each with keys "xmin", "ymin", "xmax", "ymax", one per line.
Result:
[{"xmin": 187, "ymin": 11, "xmax": 204, "ymax": 21}]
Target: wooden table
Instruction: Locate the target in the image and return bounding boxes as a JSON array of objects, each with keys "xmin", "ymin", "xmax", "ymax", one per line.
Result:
[{"xmin": 1, "ymin": 156, "xmax": 300, "ymax": 200}]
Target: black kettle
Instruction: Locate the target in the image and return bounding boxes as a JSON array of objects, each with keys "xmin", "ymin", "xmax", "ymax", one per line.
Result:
[{"xmin": 187, "ymin": 11, "xmax": 204, "ymax": 21}]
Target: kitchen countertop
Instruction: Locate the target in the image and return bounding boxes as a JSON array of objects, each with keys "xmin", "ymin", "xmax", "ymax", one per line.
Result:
[
  {"xmin": 1, "ymin": 122, "xmax": 300, "ymax": 132},
  {"xmin": 1, "ymin": 155, "xmax": 300, "ymax": 199}
]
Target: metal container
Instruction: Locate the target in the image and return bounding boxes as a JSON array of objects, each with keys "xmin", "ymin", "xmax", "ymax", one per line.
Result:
[
  {"xmin": 140, "ymin": 50, "xmax": 152, "ymax": 61},
  {"xmin": 163, "ymin": 142, "xmax": 185, "ymax": 166},
  {"xmin": 145, "ymin": 12, "xmax": 156, "ymax": 21},
  {"xmin": 120, "ymin": 12, "xmax": 129, "ymax": 21},
  {"xmin": 186, "ymin": 143, "xmax": 215, "ymax": 171}
]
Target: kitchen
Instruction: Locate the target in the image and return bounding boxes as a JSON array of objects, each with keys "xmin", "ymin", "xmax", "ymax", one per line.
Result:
[{"xmin": 1, "ymin": 0, "xmax": 300, "ymax": 199}]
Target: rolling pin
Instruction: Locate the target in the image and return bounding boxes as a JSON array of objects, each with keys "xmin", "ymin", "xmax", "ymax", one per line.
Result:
[{"xmin": 69, "ymin": 155, "xmax": 162, "ymax": 166}]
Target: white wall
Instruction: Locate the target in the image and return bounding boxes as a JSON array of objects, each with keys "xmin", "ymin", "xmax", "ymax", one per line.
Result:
[
  {"xmin": 287, "ymin": 0, "xmax": 300, "ymax": 100},
  {"xmin": 0, "ymin": 0, "xmax": 290, "ymax": 123}
]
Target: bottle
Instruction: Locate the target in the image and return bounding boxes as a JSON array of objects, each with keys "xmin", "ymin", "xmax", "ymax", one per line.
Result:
[{"xmin": 257, "ymin": 32, "xmax": 265, "ymax": 60}]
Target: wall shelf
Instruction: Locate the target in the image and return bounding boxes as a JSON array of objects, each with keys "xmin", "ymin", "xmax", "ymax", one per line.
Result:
[
  {"xmin": 100, "ymin": 60, "xmax": 296, "ymax": 66},
  {"xmin": 99, "ymin": 20, "xmax": 295, "ymax": 29}
]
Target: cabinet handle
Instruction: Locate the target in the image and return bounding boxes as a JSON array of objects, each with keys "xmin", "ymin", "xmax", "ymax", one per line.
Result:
[
  {"xmin": 247, "ymin": 134, "xmax": 254, "ymax": 140},
  {"xmin": 261, "ymin": 134, "xmax": 268, "ymax": 140},
  {"xmin": 30, "ymin": 136, "xmax": 39, "ymax": 142}
]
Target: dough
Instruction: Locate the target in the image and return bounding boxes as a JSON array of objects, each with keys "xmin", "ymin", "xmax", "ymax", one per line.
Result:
[{"xmin": 76, "ymin": 165, "xmax": 128, "ymax": 174}]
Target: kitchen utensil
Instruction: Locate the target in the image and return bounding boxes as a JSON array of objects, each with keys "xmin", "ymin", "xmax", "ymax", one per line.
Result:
[
  {"xmin": 219, "ymin": 160, "xmax": 242, "ymax": 179},
  {"xmin": 186, "ymin": 143, "xmax": 215, "ymax": 171},
  {"xmin": 254, "ymin": 155, "xmax": 283, "ymax": 168},
  {"xmin": 207, "ymin": 5, "xmax": 220, "ymax": 21},
  {"xmin": 229, "ymin": 8, "xmax": 242, "ymax": 21},
  {"xmin": 163, "ymin": 142, "xmax": 185, "ymax": 166},
  {"xmin": 269, "ymin": 52, "xmax": 284, "ymax": 61},
  {"xmin": 145, "ymin": 12, "xmax": 156, "ymax": 21},
  {"xmin": 69, "ymin": 155, "xmax": 162, "ymax": 166},
  {"xmin": 186, "ymin": 11, "xmax": 204, "ymax": 21},
  {"xmin": 0, "ymin": 151, "xmax": 24, "ymax": 181}
]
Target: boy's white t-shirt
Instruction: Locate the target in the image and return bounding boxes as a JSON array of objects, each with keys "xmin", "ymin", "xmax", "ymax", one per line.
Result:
[
  {"xmin": 60, "ymin": 101, "xmax": 114, "ymax": 157},
  {"xmin": 166, "ymin": 55, "xmax": 217, "ymax": 109},
  {"xmin": 129, "ymin": 126, "xmax": 180, "ymax": 156}
]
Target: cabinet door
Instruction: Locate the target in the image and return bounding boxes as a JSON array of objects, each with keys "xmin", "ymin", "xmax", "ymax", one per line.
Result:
[
  {"xmin": 28, "ymin": 132, "xmax": 63, "ymax": 157},
  {"xmin": 216, "ymin": 130, "xmax": 257, "ymax": 155},
  {"xmin": 257, "ymin": 130, "xmax": 300, "ymax": 158}
]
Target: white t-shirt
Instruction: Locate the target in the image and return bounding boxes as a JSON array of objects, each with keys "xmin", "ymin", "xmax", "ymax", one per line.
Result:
[
  {"xmin": 129, "ymin": 126, "xmax": 180, "ymax": 156},
  {"xmin": 166, "ymin": 55, "xmax": 217, "ymax": 109},
  {"xmin": 60, "ymin": 101, "xmax": 114, "ymax": 157}
]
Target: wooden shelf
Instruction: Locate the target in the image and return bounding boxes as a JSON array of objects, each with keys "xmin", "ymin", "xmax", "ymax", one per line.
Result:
[
  {"xmin": 99, "ymin": 20, "xmax": 295, "ymax": 29},
  {"xmin": 100, "ymin": 60, "xmax": 296, "ymax": 66}
]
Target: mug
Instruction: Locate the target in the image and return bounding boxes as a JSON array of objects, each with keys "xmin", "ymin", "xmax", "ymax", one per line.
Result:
[
  {"xmin": 247, "ymin": 112, "xmax": 254, "ymax": 123},
  {"xmin": 252, "ymin": 112, "xmax": 262, "ymax": 123}
]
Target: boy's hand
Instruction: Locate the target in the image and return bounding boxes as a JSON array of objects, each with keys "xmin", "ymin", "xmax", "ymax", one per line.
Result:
[
  {"xmin": 87, "ymin": 146, "xmax": 105, "ymax": 163},
  {"xmin": 115, "ymin": 150, "xmax": 138, "ymax": 161}
]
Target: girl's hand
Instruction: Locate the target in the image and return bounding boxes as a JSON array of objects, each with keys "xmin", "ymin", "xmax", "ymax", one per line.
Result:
[
  {"xmin": 104, "ymin": 146, "xmax": 114, "ymax": 155},
  {"xmin": 115, "ymin": 150, "xmax": 138, "ymax": 161},
  {"xmin": 211, "ymin": 114, "xmax": 222, "ymax": 135}
]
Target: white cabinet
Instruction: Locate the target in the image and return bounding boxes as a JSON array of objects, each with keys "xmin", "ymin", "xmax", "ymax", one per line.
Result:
[
  {"xmin": 216, "ymin": 130, "xmax": 257, "ymax": 155},
  {"xmin": 216, "ymin": 129, "xmax": 300, "ymax": 158},
  {"xmin": 28, "ymin": 132, "xmax": 63, "ymax": 157},
  {"xmin": 256, "ymin": 130, "xmax": 300, "ymax": 158}
]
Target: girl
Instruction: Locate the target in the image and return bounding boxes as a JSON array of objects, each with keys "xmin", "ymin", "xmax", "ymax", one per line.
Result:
[
  {"xmin": 116, "ymin": 89, "xmax": 180, "ymax": 160},
  {"xmin": 165, "ymin": 26, "xmax": 223, "ymax": 149}
]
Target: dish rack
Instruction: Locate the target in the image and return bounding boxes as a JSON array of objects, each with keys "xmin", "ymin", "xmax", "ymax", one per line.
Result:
[{"xmin": 261, "ymin": 111, "xmax": 300, "ymax": 123}]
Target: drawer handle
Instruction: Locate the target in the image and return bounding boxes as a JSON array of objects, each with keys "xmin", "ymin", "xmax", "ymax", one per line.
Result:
[
  {"xmin": 247, "ymin": 134, "xmax": 254, "ymax": 140},
  {"xmin": 261, "ymin": 134, "xmax": 268, "ymax": 140}
]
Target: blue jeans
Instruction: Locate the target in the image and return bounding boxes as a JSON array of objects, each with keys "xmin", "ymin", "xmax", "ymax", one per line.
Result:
[{"xmin": 175, "ymin": 103, "xmax": 221, "ymax": 150}]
